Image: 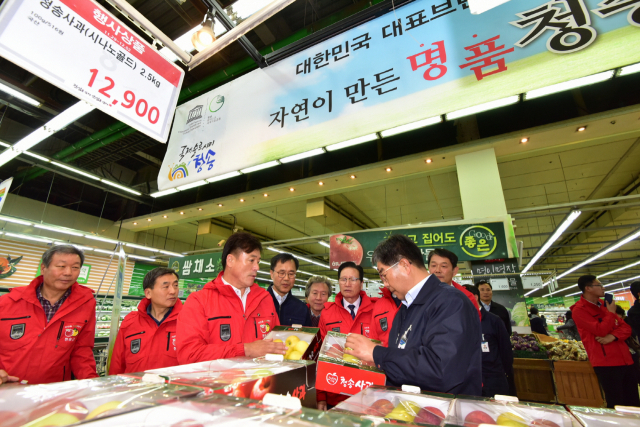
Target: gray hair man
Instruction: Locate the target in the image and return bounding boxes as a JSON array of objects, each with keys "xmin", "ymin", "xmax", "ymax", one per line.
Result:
[{"xmin": 305, "ymin": 275, "xmax": 332, "ymax": 327}]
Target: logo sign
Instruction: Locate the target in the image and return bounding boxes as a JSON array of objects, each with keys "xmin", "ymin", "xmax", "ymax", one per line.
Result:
[
  {"xmin": 0, "ymin": 177, "xmax": 13, "ymax": 213},
  {"xmin": 326, "ymin": 372, "xmax": 338, "ymax": 385},
  {"xmin": 130, "ymin": 338, "xmax": 141, "ymax": 354},
  {"xmin": 77, "ymin": 264, "xmax": 91, "ymax": 284},
  {"xmin": 220, "ymin": 324, "xmax": 231, "ymax": 342},
  {"xmin": 0, "ymin": 0, "xmax": 184, "ymax": 142},
  {"xmin": 10, "ymin": 323, "xmax": 25, "ymax": 339}
]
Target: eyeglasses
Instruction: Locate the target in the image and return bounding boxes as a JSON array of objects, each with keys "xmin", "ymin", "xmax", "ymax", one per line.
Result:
[
  {"xmin": 378, "ymin": 261, "xmax": 400, "ymax": 282},
  {"xmin": 275, "ymin": 271, "xmax": 296, "ymax": 279},
  {"xmin": 339, "ymin": 277, "xmax": 361, "ymax": 284},
  {"xmin": 588, "ymin": 283, "xmax": 604, "ymax": 288}
]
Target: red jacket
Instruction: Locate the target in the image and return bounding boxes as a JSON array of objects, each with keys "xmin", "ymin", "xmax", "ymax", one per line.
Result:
[
  {"xmin": 177, "ymin": 272, "xmax": 280, "ymax": 364},
  {"xmin": 370, "ymin": 288, "xmax": 401, "ymax": 347},
  {"xmin": 109, "ymin": 298, "xmax": 183, "ymax": 375},
  {"xmin": 0, "ymin": 277, "xmax": 98, "ymax": 384},
  {"xmin": 318, "ymin": 291, "xmax": 376, "ymax": 406},
  {"xmin": 571, "ymin": 296, "xmax": 633, "ymax": 367},
  {"xmin": 452, "ymin": 280, "xmax": 481, "ymax": 318}
]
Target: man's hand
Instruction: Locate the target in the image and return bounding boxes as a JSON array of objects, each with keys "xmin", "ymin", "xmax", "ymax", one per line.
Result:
[
  {"xmin": 317, "ymin": 400, "xmax": 327, "ymax": 411},
  {"xmin": 605, "ymin": 300, "xmax": 616, "ymax": 313},
  {"xmin": 0, "ymin": 370, "xmax": 19, "ymax": 385},
  {"xmin": 244, "ymin": 339, "xmax": 287, "ymax": 358},
  {"xmin": 345, "ymin": 334, "xmax": 378, "ymax": 363},
  {"xmin": 595, "ymin": 334, "xmax": 617, "ymax": 345}
]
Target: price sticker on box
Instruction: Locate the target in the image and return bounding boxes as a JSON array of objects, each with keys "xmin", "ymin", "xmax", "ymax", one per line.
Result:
[{"xmin": 0, "ymin": 0, "xmax": 184, "ymax": 142}]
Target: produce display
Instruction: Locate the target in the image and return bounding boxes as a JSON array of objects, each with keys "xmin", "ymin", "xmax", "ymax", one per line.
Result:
[
  {"xmin": 539, "ymin": 340, "xmax": 588, "ymax": 361},
  {"xmin": 319, "ymin": 331, "xmax": 378, "ymax": 369},
  {"xmin": 446, "ymin": 397, "xmax": 579, "ymax": 427},
  {"xmin": 0, "ymin": 375, "xmax": 202, "ymax": 427},
  {"xmin": 264, "ymin": 326, "xmax": 321, "ymax": 361},
  {"xmin": 510, "ymin": 333, "xmax": 548, "ymax": 359},
  {"xmin": 568, "ymin": 405, "xmax": 640, "ymax": 427},
  {"xmin": 332, "ymin": 385, "xmax": 453, "ymax": 426},
  {"xmin": 95, "ymin": 299, "xmax": 139, "ymax": 338}
]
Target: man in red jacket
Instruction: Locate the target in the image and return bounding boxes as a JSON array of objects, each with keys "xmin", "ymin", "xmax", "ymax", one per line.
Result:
[
  {"xmin": 370, "ymin": 287, "xmax": 401, "ymax": 347},
  {"xmin": 572, "ymin": 275, "xmax": 640, "ymax": 408},
  {"xmin": 109, "ymin": 267, "xmax": 183, "ymax": 374},
  {"xmin": 177, "ymin": 233, "xmax": 286, "ymax": 364},
  {"xmin": 427, "ymin": 248, "xmax": 480, "ymax": 317},
  {"xmin": 318, "ymin": 261, "xmax": 376, "ymax": 410},
  {"xmin": 0, "ymin": 245, "xmax": 97, "ymax": 385}
]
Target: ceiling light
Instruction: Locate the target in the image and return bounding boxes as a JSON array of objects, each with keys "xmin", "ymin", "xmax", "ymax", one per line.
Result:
[
  {"xmin": 125, "ymin": 243, "xmax": 157, "ymax": 252},
  {"xmin": 318, "ymin": 181, "xmax": 324, "ymax": 186},
  {"xmin": 218, "ymin": 203, "xmax": 223, "ymax": 207},
  {"xmin": 84, "ymin": 235, "xmax": 119, "ymax": 245},
  {"xmin": 34, "ymin": 224, "xmax": 84, "ymax": 237},
  {"xmin": 524, "ymin": 71, "xmax": 614, "ymax": 100},
  {"xmin": 176, "ymin": 180, "xmax": 207, "ymax": 191},
  {"xmin": 191, "ymin": 13, "xmax": 216, "ymax": 51},
  {"xmin": 268, "ymin": 247, "xmax": 283, "ymax": 253},
  {"xmin": 385, "ymin": 167, "xmax": 392, "ymax": 172},
  {"xmin": 280, "ymin": 148, "xmax": 325, "ymax": 163},
  {"xmin": 380, "ymin": 116, "xmax": 441, "ymax": 137},
  {"xmin": 325, "ymin": 133, "xmax": 378, "ymax": 151},
  {"xmin": 263, "ymin": 193, "xmax": 268, "ymax": 197},
  {"xmin": 52, "ymin": 162, "xmax": 100, "ymax": 180},
  {"xmin": 319, "ymin": 241, "xmax": 330, "ymax": 248},
  {"xmin": 289, "ymin": 187, "xmax": 295, "ymax": 192},
  {"xmin": 5, "ymin": 232, "xmax": 52, "ymax": 243},
  {"xmin": 620, "ymin": 62, "xmax": 640, "ymax": 76},
  {"xmin": 521, "ymin": 210, "xmax": 581, "ymax": 275},
  {"xmin": 162, "ymin": 215, "xmax": 168, "ymax": 218},
  {"xmin": 350, "ymin": 175, "xmax": 356, "ymax": 179},
  {"xmin": 520, "ymin": 137, "xmax": 529, "ymax": 144},
  {"xmin": 206, "ymin": 171, "xmax": 242, "ymax": 183},
  {"xmin": 0, "ymin": 140, "xmax": 9, "ymax": 148},
  {"xmin": 23, "ymin": 151, "xmax": 50, "ymax": 162},
  {"xmin": 101, "ymin": 179, "xmax": 142, "ymax": 195},
  {"xmin": 297, "ymin": 255, "xmax": 330, "ymax": 269},
  {"xmin": 180, "ymin": 211, "xmax": 185, "ymax": 215},
  {"xmin": 147, "ymin": 218, "xmax": 151, "ymax": 222},
  {"xmin": 0, "ymin": 215, "xmax": 33, "ymax": 226},
  {"xmin": 445, "ymin": 95, "xmax": 519, "ymax": 120},
  {"xmin": 94, "ymin": 249, "xmax": 116, "ymax": 255},
  {"xmin": 54, "ymin": 241, "xmax": 94, "ymax": 251},
  {"xmin": 133, "ymin": 222, "xmax": 138, "ymax": 225},
  {"xmin": 426, "ymin": 158, "xmax": 432, "ymax": 163},
  {"xmin": 240, "ymin": 198, "xmax": 245, "ymax": 202},
  {"xmin": 127, "ymin": 254, "xmax": 157, "ymax": 262},
  {"xmin": 0, "ymin": 81, "xmax": 41, "ymax": 106},
  {"xmin": 197, "ymin": 208, "xmax": 203, "ymax": 211},
  {"xmin": 577, "ymin": 126, "xmax": 587, "ymax": 132},
  {"xmin": 158, "ymin": 250, "xmax": 184, "ymax": 257},
  {"xmin": 150, "ymin": 188, "xmax": 178, "ymax": 198},
  {"xmin": 546, "ymin": 259, "xmax": 640, "ymax": 297},
  {"xmin": 240, "ymin": 160, "xmax": 280, "ymax": 174}
]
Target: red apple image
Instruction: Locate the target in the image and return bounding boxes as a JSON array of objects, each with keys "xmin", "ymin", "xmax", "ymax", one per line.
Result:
[
  {"xmin": 29, "ymin": 398, "xmax": 88, "ymax": 421},
  {"xmin": 364, "ymin": 399, "xmax": 394, "ymax": 416},
  {"xmin": 464, "ymin": 410, "xmax": 496, "ymax": 427},
  {"xmin": 330, "ymin": 235, "xmax": 364, "ymax": 269},
  {"xmin": 530, "ymin": 420, "xmax": 561, "ymax": 427},
  {"xmin": 325, "ymin": 343, "xmax": 343, "ymax": 359},
  {"xmin": 415, "ymin": 406, "xmax": 445, "ymax": 425},
  {"xmin": 232, "ymin": 379, "xmax": 256, "ymax": 398},
  {"xmin": 250, "ymin": 376, "xmax": 275, "ymax": 400}
]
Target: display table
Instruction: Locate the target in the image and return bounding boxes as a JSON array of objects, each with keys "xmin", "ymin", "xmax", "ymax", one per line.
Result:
[
  {"xmin": 513, "ymin": 359, "xmax": 556, "ymax": 403},
  {"xmin": 554, "ymin": 360, "xmax": 604, "ymax": 407}
]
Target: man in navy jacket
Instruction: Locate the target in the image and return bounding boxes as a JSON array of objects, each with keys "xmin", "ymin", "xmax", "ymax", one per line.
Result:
[
  {"xmin": 346, "ymin": 235, "xmax": 482, "ymax": 396},
  {"xmin": 268, "ymin": 253, "xmax": 312, "ymax": 327}
]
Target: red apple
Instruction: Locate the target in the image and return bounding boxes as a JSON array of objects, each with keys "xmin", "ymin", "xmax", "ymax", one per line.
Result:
[
  {"xmin": 464, "ymin": 410, "xmax": 496, "ymax": 427},
  {"xmin": 530, "ymin": 420, "xmax": 561, "ymax": 427},
  {"xmin": 330, "ymin": 235, "xmax": 364, "ymax": 269},
  {"xmin": 232, "ymin": 379, "xmax": 256, "ymax": 399},
  {"xmin": 364, "ymin": 399, "xmax": 394, "ymax": 416},
  {"xmin": 325, "ymin": 343, "xmax": 343, "ymax": 359},
  {"xmin": 29, "ymin": 398, "xmax": 88, "ymax": 421},
  {"xmin": 250, "ymin": 376, "xmax": 275, "ymax": 400},
  {"xmin": 416, "ymin": 406, "xmax": 445, "ymax": 425}
]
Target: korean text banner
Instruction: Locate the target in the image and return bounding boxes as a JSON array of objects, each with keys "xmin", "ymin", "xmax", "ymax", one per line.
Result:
[
  {"xmin": 158, "ymin": 0, "xmax": 640, "ymax": 190},
  {"xmin": 169, "ymin": 252, "xmax": 222, "ymax": 280},
  {"xmin": 0, "ymin": 0, "xmax": 184, "ymax": 142}
]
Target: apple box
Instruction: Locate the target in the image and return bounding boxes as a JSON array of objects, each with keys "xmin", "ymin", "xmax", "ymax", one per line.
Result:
[
  {"xmin": 0, "ymin": 375, "xmax": 202, "ymax": 427},
  {"xmin": 568, "ymin": 405, "xmax": 640, "ymax": 427},
  {"xmin": 446, "ymin": 397, "xmax": 580, "ymax": 427},
  {"xmin": 331, "ymin": 385, "xmax": 454, "ymax": 426},
  {"xmin": 127, "ymin": 356, "xmax": 317, "ymax": 408},
  {"xmin": 316, "ymin": 331, "xmax": 386, "ymax": 396},
  {"xmin": 264, "ymin": 325, "xmax": 322, "ymax": 361}
]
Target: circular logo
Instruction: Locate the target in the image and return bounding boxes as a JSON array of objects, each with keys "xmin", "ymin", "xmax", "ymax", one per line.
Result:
[
  {"xmin": 459, "ymin": 225, "xmax": 497, "ymax": 258},
  {"xmin": 209, "ymin": 95, "xmax": 224, "ymax": 113}
]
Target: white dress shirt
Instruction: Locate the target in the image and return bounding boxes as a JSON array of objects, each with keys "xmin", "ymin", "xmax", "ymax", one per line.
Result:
[
  {"xmin": 274, "ymin": 291, "xmax": 288, "ymax": 306},
  {"xmin": 402, "ymin": 275, "xmax": 430, "ymax": 308},
  {"xmin": 221, "ymin": 275, "xmax": 250, "ymax": 311},
  {"xmin": 342, "ymin": 295, "xmax": 361, "ymax": 316},
  {"xmin": 481, "ymin": 301, "xmax": 491, "ymax": 311}
]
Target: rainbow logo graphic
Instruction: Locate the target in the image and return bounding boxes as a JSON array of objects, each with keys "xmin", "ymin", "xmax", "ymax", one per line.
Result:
[
  {"xmin": 0, "ymin": 187, "xmax": 5, "ymax": 203},
  {"xmin": 168, "ymin": 163, "xmax": 189, "ymax": 181}
]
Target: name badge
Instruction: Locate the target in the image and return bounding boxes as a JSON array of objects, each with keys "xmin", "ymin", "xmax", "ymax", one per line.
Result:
[{"xmin": 481, "ymin": 341, "xmax": 490, "ymax": 352}]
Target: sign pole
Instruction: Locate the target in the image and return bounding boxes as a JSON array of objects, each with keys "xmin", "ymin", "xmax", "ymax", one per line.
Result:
[{"xmin": 106, "ymin": 244, "xmax": 126, "ymax": 372}]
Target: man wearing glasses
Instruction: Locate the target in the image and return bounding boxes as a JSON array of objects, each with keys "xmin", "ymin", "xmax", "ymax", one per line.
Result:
[
  {"xmin": 268, "ymin": 253, "xmax": 312, "ymax": 326},
  {"xmin": 572, "ymin": 275, "xmax": 639, "ymax": 408},
  {"xmin": 344, "ymin": 235, "xmax": 482, "ymax": 396}
]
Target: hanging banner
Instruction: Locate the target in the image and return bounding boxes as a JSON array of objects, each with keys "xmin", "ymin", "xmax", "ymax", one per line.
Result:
[
  {"xmin": 0, "ymin": 0, "xmax": 184, "ymax": 142},
  {"xmin": 157, "ymin": 0, "xmax": 640, "ymax": 190},
  {"xmin": 168, "ymin": 252, "xmax": 222, "ymax": 281},
  {"xmin": 0, "ymin": 177, "xmax": 12, "ymax": 213}
]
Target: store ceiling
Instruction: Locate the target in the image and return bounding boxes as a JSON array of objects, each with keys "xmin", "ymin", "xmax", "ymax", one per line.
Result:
[{"xmin": 1, "ymin": 0, "xmax": 640, "ymax": 296}]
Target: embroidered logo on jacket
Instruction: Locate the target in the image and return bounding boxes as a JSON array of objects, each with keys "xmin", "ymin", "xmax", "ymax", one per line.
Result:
[
  {"xmin": 130, "ymin": 338, "xmax": 141, "ymax": 354},
  {"xmin": 10, "ymin": 323, "xmax": 25, "ymax": 339},
  {"xmin": 220, "ymin": 324, "xmax": 231, "ymax": 341}
]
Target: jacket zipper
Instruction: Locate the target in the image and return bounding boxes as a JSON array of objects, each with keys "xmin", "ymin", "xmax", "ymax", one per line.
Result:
[
  {"xmin": 326, "ymin": 321, "xmax": 342, "ymax": 325},
  {"xmin": 254, "ymin": 319, "xmax": 258, "ymax": 338},
  {"xmin": 55, "ymin": 321, "xmax": 64, "ymax": 348},
  {"xmin": 374, "ymin": 311, "xmax": 389, "ymax": 318},
  {"xmin": 208, "ymin": 316, "xmax": 232, "ymax": 321},
  {"xmin": 166, "ymin": 332, "xmax": 170, "ymax": 351},
  {"xmin": 1, "ymin": 316, "xmax": 32, "ymax": 321},
  {"xmin": 361, "ymin": 323, "xmax": 363, "ymax": 334},
  {"xmin": 125, "ymin": 331, "xmax": 146, "ymax": 339},
  {"xmin": 601, "ymin": 344, "xmax": 607, "ymax": 356},
  {"xmin": 63, "ymin": 366, "xmax": 66, "ymax": 381}
]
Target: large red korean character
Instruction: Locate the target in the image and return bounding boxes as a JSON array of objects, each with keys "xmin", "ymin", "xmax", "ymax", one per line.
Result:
[
  {"xmin": 406, "ymin": 40, "xmax": 447, "ymax": 81},
  {"xmin": 458, "ymin": 34, "xmax": 515, "ymax": 81}
]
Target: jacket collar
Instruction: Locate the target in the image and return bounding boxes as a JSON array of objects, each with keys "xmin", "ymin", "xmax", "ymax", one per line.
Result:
[
  {"xmin": 137, "ymin": 296, "xmax": 183, "ymax": 322},
  {"xmin": 571, "ymin": 295, "xmax": 603, "ymax": 313},
  {"xmin": 207, "ymin": 271, "xmax": 268, "ymax": 313},
  {"xmin": 335, "ymin": 290, "xmax": 372, "ymax": 311},
  {"xmin": 410, "ymin": 274, "xmax": 441, "ymax": 306},
  {"xmin": 267, "ymin": 285, "xmax": 291, "ymax": 302}
]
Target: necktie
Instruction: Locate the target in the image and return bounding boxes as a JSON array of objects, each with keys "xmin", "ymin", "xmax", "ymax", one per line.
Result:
[{"xmin": 348, "ymin": 304, "xmax": 356, "ymax": 320}]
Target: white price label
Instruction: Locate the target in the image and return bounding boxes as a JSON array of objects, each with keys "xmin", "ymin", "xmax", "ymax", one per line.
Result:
[
  {"xmin": 0, "ymin": 0, "xmax": 184, "ymax": 142},
  {"xmin": 490, "ymin": 278, "xmax": 510, "ymax": 291},
  {"xmin": 522, "ymin": 276, "xmax": 544, "ymax": 289}
]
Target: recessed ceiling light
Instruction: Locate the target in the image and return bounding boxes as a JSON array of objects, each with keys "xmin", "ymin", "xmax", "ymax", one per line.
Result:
[
  {"xmin": 577, "ymin": 126, "xmax": 587, "ymax": 132},
  {"xmin": 289, "ymin": 187, "xmax": 295, "ymax": 192},
  {"xmin": 162, "ymin": 215, "xmax": 167, "ymax": 218},
  {"xmin": 198, "ymin": 208, "xmax": 203, "ymax": 211},
  {"xmin": 385, "ymin": 167, "xmax": 392, "ymax": 172},
  {"xmin": 180, "ymin": 211, "xmax": 185, "ymax": 215},
  {"xmin": 218, "ymin": 203, "xmax": 223, "ymax": 207},
  {"xmin": 147, "ymin": 218, "xmax": 152, "ymax": 222},
  {"xmin": 350, "ymin": 175, "xmax": 356, "ymax": 179},
  {"xmin": 520, "ymin": 137, "xmax": 529, "ymax": 143},
  {"xmin": 263, "ymin": 193, "xmax": 268, "ymax": 197},
  {"xmin": 240, "ymin": 198, "xmax": 245, "ymax": 202},
  {"xmin": 425, "ymin": 158, "xmax": 432, "ymax": 164},
  {"xmin": 318, "ymin": 181, "xmax": 324, "ymax": 186},
  {"xmin": 133, "ymin": 222, "xmax": 138, "ymax": 225}
]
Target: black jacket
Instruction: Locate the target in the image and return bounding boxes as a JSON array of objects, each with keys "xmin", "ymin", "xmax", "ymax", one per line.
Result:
[
  {"xmin": 487, "ymin": 300, "xmax": 512, "ymax": 337},
  {"xmin": 372, "ymin": 274, "xmax": 482, "ymax": 396},
  {"xmin": 530, "ymin": 315, "xmax": 548, "ymax": 335},
  {"xmin": 267, "ymin": 286, "xmax": 312, "ymax": 327},
  {"xmin": 480, "ymin": 307, "xmax": 514, "ymax": 379},
  {"xmin": 627, "ymin": 299, "xmax": 640, "ymax": 339}
]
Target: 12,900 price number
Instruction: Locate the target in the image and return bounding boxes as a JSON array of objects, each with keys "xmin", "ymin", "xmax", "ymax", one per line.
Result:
[{"xmin": 88, "ymin": 69, "xmax": 160, "ymax": 124}]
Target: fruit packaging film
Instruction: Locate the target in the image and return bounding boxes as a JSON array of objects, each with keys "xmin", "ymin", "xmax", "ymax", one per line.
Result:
[
  {"xmin": 0, "ymin": 375, "xmax": 202, "ymax": 427},
  {"xmin": 264, "ymin": 328, "xmax": 319, "ymax": 361},
  {"xmin": 447, "ymin": 398, "xmax": 579, "ymax": 427},
  {"xmin": 332, "ymin": 386, "xmax": 453, "ymax": 426},
  {"xmin": 568, "ymin": 406, "xmax": 640, "ymax": 427},
  {"xmin": 319, "ymin": 331, "xmax": 380, "ymax": 371}
]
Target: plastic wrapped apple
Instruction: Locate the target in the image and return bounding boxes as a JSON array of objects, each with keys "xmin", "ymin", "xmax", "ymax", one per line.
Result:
[
  {"xmin": 364, "ymin": 399, "xmax": 394, "ymax": 416},
  {"xmin": 415, "ymin": 406, "xmax": 446, "ymax": 425},
  {"xmin": 464, "ymin": 410, "xmax": 496, "ymax": 427},
  {"xmin": 387, "ymin": 401, "xmax": 420, "ymax": 422}
]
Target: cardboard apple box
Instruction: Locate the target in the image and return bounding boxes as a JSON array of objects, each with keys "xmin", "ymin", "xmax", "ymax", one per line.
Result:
[
  {"xmin": 126, "ymin": 356, "xmax": 317, "ymax": 408},
  {"xmin": 264, "ymin": 325, "xmax": 322, "ymax": 361},
  {"xmin": 316, "ymin": 331, "xmax": 386, "ymax": 396}
]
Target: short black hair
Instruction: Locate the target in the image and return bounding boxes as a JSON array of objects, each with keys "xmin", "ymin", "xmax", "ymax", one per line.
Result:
[
  {"xmin": 427, "ymin": 248, "xmax": 458, "ymax": 268},
  {"xmin": 630, "ymin": 281, "xmax": 640, "ymax": 300},
  {"xmin": 42, "ymin": 245, "xmax": 84, "ymax": 268},
  {"xmin": 143, "ymin": 267, "xmax": 179, "ymax": 290},
  {"xmin": 221, "ymin": 232, "xmax": 262, "ymax": 270},
  {"xmin": 565, "ymin": 310, "xmax": 572, "ymax": 321},
  {"xmin": 616, "ymin": 305, "xmax": 625, "ymax": 316},
  {"xmin": 530, "ymin": 306, "xmax": 539, "ymax": 315},
  {"xmin": 463, "ymin": 284, "xmax": 480, "ymax": 299},
  {"xmin": 337, "ymin": 261, "xmax": 364, "ymax": 281},
  {"xmin": 577, "ymin": 275, "xmax": 597, "ymax": 292},
  {"xmin": 270, "ymin": 252, "xmax": 299, "ymax": 271},
  {"xmin": 372, "ymin": 235, "xmax": 425, "ymax": 269},
  {"xmin": 476, "ymin": 280, "xmax": 492, "ymax": 289}
]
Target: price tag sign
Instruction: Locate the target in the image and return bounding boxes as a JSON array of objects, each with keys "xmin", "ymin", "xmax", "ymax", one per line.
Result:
[
  {"xmin": 490, "ymin": 278, "xmax": 510, "ymax": 291},
  {"xmin": 522, "ymin": 276, "xmax": 544, "ymax": 290},
  {"xmin": 0, "ymin": 0, "xmax": 184, "ymax": 142}
]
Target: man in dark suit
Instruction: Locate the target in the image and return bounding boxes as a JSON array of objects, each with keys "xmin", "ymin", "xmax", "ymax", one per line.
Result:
[
  {"xmin": 477, "ymin": 280, "xmax": 512, "ymax": 336},
  {"xmin": 268, "ymin": 253, "xmax": 312, "ymax": 326},
  {"xmin": 529, "ymin": 306, "xmax": 548, "ymax": 335}
]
